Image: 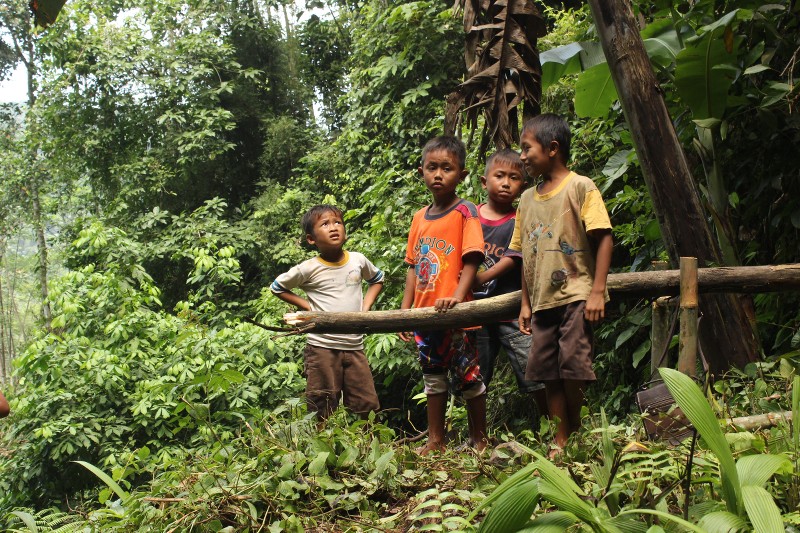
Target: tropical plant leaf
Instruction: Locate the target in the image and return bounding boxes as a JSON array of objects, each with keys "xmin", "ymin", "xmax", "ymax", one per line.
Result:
[
  {"xmin": 698, "ymin": 510, "xmax": 750, "ymax": 533},
  {"xmin": 478, "ymin": 478, "xmax": 540, "ymax": 532},
  {"xmin": 674, "ymin": 11, "xmax": 743, "ymax": 120},
  {"xmin": 574, "ymin": 62, "xmax": 618, "ymax": 118},
  {"xmin": 467, "ymin": 461, "xmax": 538, "ymax": 520},
  {"xmin": 741, "ymin": 485, "xmax": 784, "ymax": 533},
  {"xmin": 642, "ymin": 22, "xmax": 685, "ymax": 70},
  {"xmin": 736, "ymin": 454, "xmax": 791, "ymax": 487},
  {"xmin": 660, "ymin": 368, "xmax": 741, "ymax": 515},
  {"xmin": 73, "ymin": 460, "xmax": 130, "ymax": 502},
  {"xmin": 447, "ymin": 0, "xmax": 546, "ymax": 153},
  {"xmin": 9, "ymin": 510, "xmax": 39, "ymax": 532},
  {"xmin": 539, "ymin": 41, "xmax": 605, "ymax": 90},
  {"xmin": 516, "ymin": 511, "xmax": 578, "ymax": 532}
]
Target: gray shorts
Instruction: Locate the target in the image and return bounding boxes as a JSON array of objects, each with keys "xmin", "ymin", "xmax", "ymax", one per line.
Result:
[{"xmin": 477, "ymin": 321, "xmax": 544, "ymax": 393}]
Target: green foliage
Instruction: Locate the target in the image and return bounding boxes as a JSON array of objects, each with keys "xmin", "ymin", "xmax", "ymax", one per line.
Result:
[{"xmin": 0, "ymin": 220, "xmax": 303, "ymax": 509}]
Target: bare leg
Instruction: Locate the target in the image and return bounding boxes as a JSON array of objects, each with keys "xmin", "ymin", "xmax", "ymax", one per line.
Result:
[
  {"xmin": 466, "ymin": 393, "xmax": 488, "ymax": 452},
  {"xmin": 417, "ymin": 392, "xmax": 447, "ymax": 455},
  {"xmin": 533, "ymin": 387, "xmax": 548, "ymax": 420},
  {"xmin": 545, "ymin": 380, "xmax": 569, "ymax": 452},
  {"xmin": 564, "ymin": 379, "xmax": 586, "ymax": 434},
  {"xmin": 546, "ymin": 379, "xmax": 586, "ymax": 456}
]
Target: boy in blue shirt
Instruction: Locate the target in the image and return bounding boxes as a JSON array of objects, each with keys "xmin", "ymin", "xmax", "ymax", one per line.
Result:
[{"xmin": 473, "ymin": 149, "xmax": 548, "ymax": 423}]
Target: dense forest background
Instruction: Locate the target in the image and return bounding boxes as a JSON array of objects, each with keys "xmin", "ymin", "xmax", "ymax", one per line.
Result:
[{"xmin": 0, "ymin": 0, "xmax": 799, "ymax": 530}]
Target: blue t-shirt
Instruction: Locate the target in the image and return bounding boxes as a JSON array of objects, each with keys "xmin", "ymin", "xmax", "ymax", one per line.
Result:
[{"xmin": 474, "ymin": 204, "xmax": 521, "ymax": 300}]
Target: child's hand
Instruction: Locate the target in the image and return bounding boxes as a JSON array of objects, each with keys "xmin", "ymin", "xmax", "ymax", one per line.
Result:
[
  {"xmin": 434, "ymin": 296, "xmax": 462, "ymax": 312},
  {"xmin": 519, "ymin": 305, "xmax": 532, "ymax": 335},
  {"xmin": 398, "ymin": 331, "xmax": 414, "ymax": 342},
  {"xmin": 584, "ymin": 292, "xmax": 606, "ymax": 324}
]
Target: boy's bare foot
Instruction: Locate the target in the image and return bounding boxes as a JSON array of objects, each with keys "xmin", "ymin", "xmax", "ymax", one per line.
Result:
[
  {"xmin": 416, "ymin": 441, "xmax": 446, "ymax": 456},
  {"xmin": 547, "ymin": 444, "xmax": 563, "ymax": 461}
]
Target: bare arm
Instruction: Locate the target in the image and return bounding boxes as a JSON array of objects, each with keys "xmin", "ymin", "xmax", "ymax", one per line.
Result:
[
  {"xmin": 474, "ymin": 256, "xmax": 516, "ymax": 288},
  {"xmin": 519, "ymin": 269, "xmax": 532, "ymax": 335},
  {"xmin": 362, "ymin": 281, "xmax": 383, "ymax": 311},
  {"xmin": 399, "ymin": 266, "xmax": 417, "ymax": 341},
  {"xmin": 585, "ymin": 228, "xmax": 613, "ymax": 324},
  {"xmin": 434, "ymin": 252, "xmax": 482, "ymax": 312},
  {"xmin": 275, "ymin": 290, "xmax": 311, "ymax": 312}
]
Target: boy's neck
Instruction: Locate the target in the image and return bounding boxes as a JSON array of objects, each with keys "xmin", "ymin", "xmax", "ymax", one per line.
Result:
[
  {"xmin": 538, "ymin": 165, "xmax": 571, "ymax": 193},
  {"xmin": 429, "ymin": 193, "xmax": 461, "ymax": 215},
  {"xmin": 318, "ymin": 247, "xmax": 346, "ymax": 263},
  {"xmin": 480, "ymin": 199, "xmax": 515, "ymax": 220}
]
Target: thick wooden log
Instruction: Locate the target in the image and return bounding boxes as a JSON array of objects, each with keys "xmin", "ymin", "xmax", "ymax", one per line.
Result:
[
  {"xmin": 282, "ymin": 264, "xmax": 800, "ymax": 334},
  {"xmin": 586, "ymin": 0, "xmax": 760, "ymax": 374}
]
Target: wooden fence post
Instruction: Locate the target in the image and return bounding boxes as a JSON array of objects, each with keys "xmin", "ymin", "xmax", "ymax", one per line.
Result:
[
  {"xmin": 650, "ymin": 261, "xmax": 674, "ymax": 379},
  {"xmin": 678, "ymin": 257, "xmax": 699, "ymax": 376}
]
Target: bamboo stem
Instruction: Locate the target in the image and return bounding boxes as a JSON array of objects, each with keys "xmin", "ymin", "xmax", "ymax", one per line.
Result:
[{"xmin": 678, "ymin": 257, "xmax": 698, "ymax": 376}]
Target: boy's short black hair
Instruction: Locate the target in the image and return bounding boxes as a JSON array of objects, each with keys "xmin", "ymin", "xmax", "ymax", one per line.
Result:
[
  {"xmin": 484, "ymin": 148, "xmax": 524, "ymax": 176},
  {"xmin": 522, "ymin": 113, "xmax": 571, "ymax": 163},
  {"xmin": 302, "ymin": 204, "xmax": 343, "ymax": 236},
  {"xmin": 421, "ymin": 135, "xmax": 467, "ymax": 170}
]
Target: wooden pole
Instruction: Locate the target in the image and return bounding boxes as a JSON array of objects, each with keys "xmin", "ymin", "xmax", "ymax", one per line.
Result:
[
  {"xmin": 650, "ymin": 261, "xmax": 673, "ymax": 379},
  {"xmin": 585, "ymin": 0, "xmax": 760, "ymax": 374},
  {"xmin": 276, "ymin": 264, "xmax": 800, "ymax": 335},
  {"xmin": 678, "ymin": 257, "xmax": 698, "ymax": 376}
]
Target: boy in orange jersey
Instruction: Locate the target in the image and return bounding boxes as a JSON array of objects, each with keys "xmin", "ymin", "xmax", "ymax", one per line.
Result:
[
  {"xmin": 509, "ymin": 114, "xmax": 613, "ymax": 456},
  {"xmin": 400, "ymin": 136, "xmax": 488, "ymax": 455}
]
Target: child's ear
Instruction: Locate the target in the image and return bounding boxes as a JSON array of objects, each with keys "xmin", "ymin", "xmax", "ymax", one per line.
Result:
[
  {"xmin": 480, "ymin": 175, "xmax": 488, "ymax": 189},
  {"xmin": 305, "ymin": 233, "xmax": 316, "ymax": 246},
  {"xmin": 548, "ymin": 140, "xmax": 560, "ymax": 158},
  {"xmin": 460, "ymin": 169, "xmax": 469, "ymax": 182},
  {"xmin": 418, "ymin": 166, "xmax": 424, "ymax": 176}
]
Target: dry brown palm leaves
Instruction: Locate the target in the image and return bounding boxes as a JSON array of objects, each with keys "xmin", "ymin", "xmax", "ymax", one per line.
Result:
[{"xmin": 445, "ymin": 0, "xmax": 546, "ymax": 157}]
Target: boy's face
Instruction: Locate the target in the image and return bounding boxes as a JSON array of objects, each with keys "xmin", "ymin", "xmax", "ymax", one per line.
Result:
[
  {"xmin": 418, "ymin": 149, "xmax": 468, "ymax": 201},
  {"xmin": 520, "ymin": 129, "xmax": 556, "ymax": 178},
  {"xmin": 481, "ymin": 160, "xmax": 525, "ymax": 206},
  {"xmin": 306, "ymin": 211, "xmax": 346, "ymax": 253}
]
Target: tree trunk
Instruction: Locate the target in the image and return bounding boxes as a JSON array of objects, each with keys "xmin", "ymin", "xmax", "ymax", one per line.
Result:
[
  {"xmin": 281, "ymin": 263, "xmax": 800, "ymax": 334},
  {"xmin": 585, "ymin": 0, "xmax": 759, "ymax": 375}
]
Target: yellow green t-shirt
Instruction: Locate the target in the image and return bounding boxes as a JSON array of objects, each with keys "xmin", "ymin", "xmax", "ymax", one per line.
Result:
[{"xmin": 507, "ymin": 172, "xmax": 612, "ymax": 312}]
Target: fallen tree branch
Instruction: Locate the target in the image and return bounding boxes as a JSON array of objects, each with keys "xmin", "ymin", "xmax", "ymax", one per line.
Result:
[{"xmin": 280, "ymin": 264, "xmax": 800, "ymax": 334}]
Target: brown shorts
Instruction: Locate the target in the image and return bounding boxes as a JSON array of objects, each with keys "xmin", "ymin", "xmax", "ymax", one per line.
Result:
[
  {"xmin": 525, "ymin": 300, "xmax": 596, "ymax": 382},
  {"xmin": 304, "ymin": 344, "xmax": 380, "ymax": 417}
]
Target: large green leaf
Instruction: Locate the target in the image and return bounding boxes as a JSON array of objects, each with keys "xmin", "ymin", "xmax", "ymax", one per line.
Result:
[
  {"xmin": 478, "ymin": 479, "xmax": 540, "ymax": 533},
  {"xmin": 697, "ymin": 511, "xmax": 748, "ymax": 533},
  {"xmin": 468, "ymin": 461, "xmax": 539, "ymax": 521},
  {"xmin": 660, "ymin": 368, "xmax": 741, "ymax": 515},
  {"xmin": 575, "ymin": 62, "xmax": 618, "ymax": 118},
  {"xmin": 736, "ymin": 454, "xmax": 791, "ymax": 487},
  {"xmin": 794, "ymin": 375, "xmax": 800, "ymax": 452},
  {"xmin": 741, "ymin": 485, "xmax": 784, "ymax": 533},
  {"xmin": 674, "ymin": 11, "xmax": 743, "ymax": 119},
  {"xmin": 517, "ymin": 511, "xmax": 578, "ymax": 532},
  {"xmin": 540, "ymin": 42, "xmax": 607, "ymax": 90},
  {"xmin": 641, "ymin": 19, "xmax": 684, "ymax": 68},
  {"xmin": 74, "ymin": 460, "xmax": 130, "ymax": 502}
]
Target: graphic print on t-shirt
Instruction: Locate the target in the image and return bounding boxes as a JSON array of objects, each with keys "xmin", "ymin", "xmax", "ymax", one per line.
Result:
[{"xmin": 415, "ymin": 244, "xmax": 440, "ymax": 292}]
